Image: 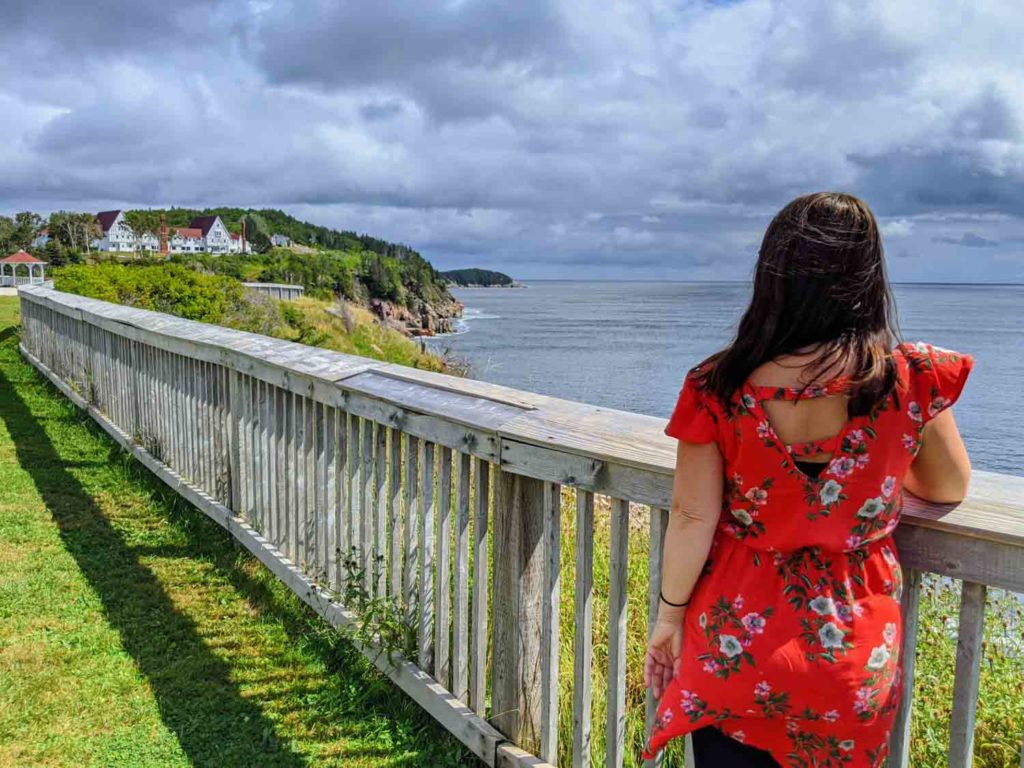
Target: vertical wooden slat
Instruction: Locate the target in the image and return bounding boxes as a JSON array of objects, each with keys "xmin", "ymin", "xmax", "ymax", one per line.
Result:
[
  {"xmin": 274, "ymin": 387, "xmax": 288, "ymax": 557},
  {"xmin": 322, "ymin": 404, "xmax": 336, "ymax": 587},
  {"xmin": 361, "ymin": 419, "xmax": 374, "ymax": 591},
  {"xmin": 346, "ymin": 413, "xmax": 360, "ymax": 576},
  {"xmin": 375, "ymin": 423, "xmax": 388, "ymax": 597},
  {"xmin": 572, "ymin": 490, "xmax": 594, "ymax": 768},
  {"xmin": 419, "ymin": 442, "xmax": 436, "ymax": 672},
  {"xmin": 288, "ymin": 392, "xmax": 300, "ymax": 564},
  {"xmin": 304, "ymin": 396, "xmax": 316, "ymax": 571},
  {"xmin": 607, "ymin": 497, "xmax": 630, "ymax": 768},
  {"xmin": 335, "ymin": 408, "xmax": 348, "ymax": 587},
  {"xmin": 435, "ymin": 446, "xmax": 453, "ymax": 687},
  {"xmin": 491, "ymin": 470, "xmax": 547, "ymax": 753},
  {"xmin": 388, "ymin": 428, "xmax": 403, "ymax": 600},
  {"xmin": 314, "ymin": 401, "xmax": 327, "ymax": 582},
  {"xmin": 452, "ymin": 451, "xmax": 471, "ymax": 702},
  {"xmin": 228, "ymin": 370, "xmax": 243, "ymax": 515},
  {"xmin": 888, "ymin": 567, "xmax": 922, "ymax": 768},
  {"xmin": 645, "ymin": 506, "xmax": 669, "ymax": 768},
  {"xmin": 404, "ymin": 435, "xmax": 420, "ymax": 626},
  {"xmin": 539, "ymin": 482, "xmax": 562, "ymax": 763},
  {"xmin": 469, "ymin": 458, "xmax": 489, "ymax": 717},
  {"xmin": 948, "ymin": 581, "xmax": 987, "ymax": 768}
]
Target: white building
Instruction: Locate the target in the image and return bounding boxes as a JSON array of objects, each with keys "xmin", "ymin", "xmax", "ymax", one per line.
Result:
[
  {"xmin": 169, "ymin": 227, "xmax": 205, "ymax": 253},
  {"xmin": 271, "ymin": 233, "xmax": 292, "ymax": 248},
  {"xmin": 137, "ymin": 232, "xmax": 159, "ymax": 251},
  {"xmin": 190, "ymin": 216, "xmax": 232, "ymax": 254},
  {"xmin": 89, "ymin": 211, "xmax": 247, "ymax": 255},
  {"xmin": 94, "ymin": 210, "xmax": 137, "ymax": 252}
]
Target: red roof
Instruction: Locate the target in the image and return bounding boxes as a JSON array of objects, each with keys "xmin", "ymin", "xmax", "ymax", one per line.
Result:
[
  {"xmin": 189, "ymin": 215, "xmax": 220, "ymax": 237},
  {"xmin": 1, "ymin": 250, "xmax": 45, "ymax": 264},
  {"xmin": 175, "ymin": 227, "xmax": 203, "ymax": 239},
  {"xmin": 230, "ymin": 233, "xmax": 240, "ymax": 240},
  {"xmin": 96, "ymin": 210, "xmax": 122, "ymax": 233}
]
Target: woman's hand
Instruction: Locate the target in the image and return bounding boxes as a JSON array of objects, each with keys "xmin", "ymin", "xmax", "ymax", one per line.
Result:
[{"xmin": 644, "ymin": 609, "xmax": 685, "ymax": 700}]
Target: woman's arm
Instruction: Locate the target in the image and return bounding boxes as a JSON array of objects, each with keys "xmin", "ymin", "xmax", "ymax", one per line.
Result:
[
  {"xmin": 903, "ymin": 409, "xmax": 971, "ymax": 503},
  {"xmin": 644, "ymin": 439, "xmax": 724, "ymax": 699}
]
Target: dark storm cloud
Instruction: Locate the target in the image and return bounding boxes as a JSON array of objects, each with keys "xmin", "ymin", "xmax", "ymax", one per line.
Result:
[{"xmin": 1, "ymin": 0, "xmax": 1023, "ymax": 281}]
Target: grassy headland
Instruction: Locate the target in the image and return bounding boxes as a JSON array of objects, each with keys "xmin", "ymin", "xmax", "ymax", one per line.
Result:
[{"xmin": 52, "ymin": 263, "xmax": 450, "ymax": 372}]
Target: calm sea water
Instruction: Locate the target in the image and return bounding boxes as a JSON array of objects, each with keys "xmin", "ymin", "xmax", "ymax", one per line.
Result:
[{"xmin": 426, "ymin": 281, "xmax": 1023, "ymax": 476}]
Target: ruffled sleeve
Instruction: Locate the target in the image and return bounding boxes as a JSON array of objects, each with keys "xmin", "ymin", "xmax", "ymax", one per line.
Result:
[
  {"xmin": 665, "ymin": 369, "xmax": 719, "ymax": 444},
  {"xmin": 902, "ymin": 341, "xmax": 975, "ymax": 423}
]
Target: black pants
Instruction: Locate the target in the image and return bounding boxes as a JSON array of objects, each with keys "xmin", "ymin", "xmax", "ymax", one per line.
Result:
[{"xmin": 692, "ymin": 726, "xmax": 781, "ymax": 768}]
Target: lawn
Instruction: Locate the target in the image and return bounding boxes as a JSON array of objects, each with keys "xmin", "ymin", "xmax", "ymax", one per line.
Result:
[{"xmin": 0, "ymin": 295, "xmax": 476, "ymax": 767}]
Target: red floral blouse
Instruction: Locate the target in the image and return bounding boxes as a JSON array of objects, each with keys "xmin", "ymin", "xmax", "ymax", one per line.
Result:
[{"xmin": 644, "ymin": 341, "xmax": 974, "ymax": 768}]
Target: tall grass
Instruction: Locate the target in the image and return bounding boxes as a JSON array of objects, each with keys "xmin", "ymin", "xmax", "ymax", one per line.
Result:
[{"xmin": 545, "ymin": 490, "xmax": 1021, "ymax": 767}]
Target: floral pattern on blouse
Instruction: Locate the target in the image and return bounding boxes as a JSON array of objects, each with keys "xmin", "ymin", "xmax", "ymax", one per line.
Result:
[{"xmin": 643, "ymin": 341, "xmax": 974, "ymax": 768}]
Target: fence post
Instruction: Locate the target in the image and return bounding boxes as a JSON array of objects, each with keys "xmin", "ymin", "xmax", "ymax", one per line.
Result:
[{"xmin": 490, "ymin": 468, "xmax": 546, "ymax": 753}]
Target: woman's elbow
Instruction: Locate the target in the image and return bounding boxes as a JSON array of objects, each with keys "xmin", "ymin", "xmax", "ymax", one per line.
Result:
[
  {"xmin": 906, "ymin": 463, "xmax": 971, "ymax": 504},
  {"xmin": 669, "ymin": 500, "xmax": 719, "ymax": 527}
]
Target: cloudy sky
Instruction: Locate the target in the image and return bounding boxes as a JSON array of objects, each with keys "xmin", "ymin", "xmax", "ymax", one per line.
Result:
[{"xmin": 1, "ymin": 0, "xmax": 1022, "ymax": 281}]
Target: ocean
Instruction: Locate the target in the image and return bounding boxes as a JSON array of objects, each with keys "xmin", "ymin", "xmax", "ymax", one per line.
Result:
[{"xmin": 426, "ymin": 281, "xmax": 1023, "ymax": 476}]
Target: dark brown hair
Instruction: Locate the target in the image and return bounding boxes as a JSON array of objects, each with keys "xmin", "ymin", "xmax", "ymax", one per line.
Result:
[{"xmin": 696, "ymin": 192, "xmax": 903, "ymax": 416}]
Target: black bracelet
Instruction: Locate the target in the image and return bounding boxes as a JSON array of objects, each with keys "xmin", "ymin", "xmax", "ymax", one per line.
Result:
[{"xmin": 659, "ymin": 590, "xmax": 689, "ymax": 608}]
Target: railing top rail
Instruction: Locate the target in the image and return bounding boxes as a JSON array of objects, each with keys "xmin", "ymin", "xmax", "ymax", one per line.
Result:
[{"xmin": 20, "ymin": 285, "xmax": 1024, "ymax": 558}]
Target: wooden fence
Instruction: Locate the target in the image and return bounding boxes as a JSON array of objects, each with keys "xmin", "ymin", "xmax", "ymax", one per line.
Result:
[
  {"xmin": 242, "ymin": 282, "xmax": 305, "ymax": 301},
  {"xmin": 17, "ymin": 286, "xmax": 1024, "ymax": 768}
]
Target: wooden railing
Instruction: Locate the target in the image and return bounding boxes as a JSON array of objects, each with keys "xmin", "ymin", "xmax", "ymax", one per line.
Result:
[{"xmin": 17, "ymin": 286, "xmax": 1024, "ymax": 768}]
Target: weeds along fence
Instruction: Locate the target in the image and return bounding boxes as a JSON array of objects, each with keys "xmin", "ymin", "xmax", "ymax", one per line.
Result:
[{"xmin": 18, "ymin": 286, "xmax": 1024, "ymax": 768}]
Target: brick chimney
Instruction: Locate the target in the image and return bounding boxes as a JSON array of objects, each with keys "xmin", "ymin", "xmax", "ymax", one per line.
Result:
[
  {"xmin": 240, "ymin": 218, "xmax": 247, "ymax": 254},
  {"xmin": 159, "ymin": 213, "xmax": 169, "ymax": 256}
]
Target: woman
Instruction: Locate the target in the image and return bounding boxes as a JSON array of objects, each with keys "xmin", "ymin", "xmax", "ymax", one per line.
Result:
[{"xmin": 642, "ymin": 192, "xmax": 974, "ymax": 768}]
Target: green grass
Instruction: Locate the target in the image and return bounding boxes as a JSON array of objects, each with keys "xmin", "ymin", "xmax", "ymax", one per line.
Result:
[{"xmin": 0, "ymin": 296, "xmax": 476, "ymax": 767}]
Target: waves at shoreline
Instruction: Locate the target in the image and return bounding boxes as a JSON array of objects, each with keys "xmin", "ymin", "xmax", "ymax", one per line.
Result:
[{"xmin": 426, "ymin": 307, "xmax": 500, "ymax": 339}]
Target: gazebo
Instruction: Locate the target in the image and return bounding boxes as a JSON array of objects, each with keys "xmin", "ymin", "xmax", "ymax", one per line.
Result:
[{"xmin": 0, "ymin": 251, "xmax": 47, "ymax": 287}]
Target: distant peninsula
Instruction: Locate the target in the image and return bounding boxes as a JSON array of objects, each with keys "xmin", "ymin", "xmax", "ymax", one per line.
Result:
[{"xmin": 440, "ymin": 268, "xmax": 523, "ymax": 288}]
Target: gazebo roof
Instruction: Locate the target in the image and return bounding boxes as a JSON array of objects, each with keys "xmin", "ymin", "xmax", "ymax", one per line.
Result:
[{"xmin": 1, "ymin": 250, "xmax": 46, "ymax": 264}]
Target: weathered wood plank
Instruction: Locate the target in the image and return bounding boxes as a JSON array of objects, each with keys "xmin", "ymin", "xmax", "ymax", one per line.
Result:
[
  {"xmin": 607, "ymin": 498, "xmax": 630, "ymax": 768},
  {"xmin": 949, "ymin": 581, "xmax": 987, "ymax": 768},
  {"xmin": 375, "ymin": 421, "xmax": 388, "ymax": 597},
  {"xmin": 335, "ymin": 408, "xmax": 348, "ymax": 587},
  {"xmin": 435, "ymin": 446, "xmax": 453, "ymax": 688},
  {"xmin": 539, "ymin": 482, "xmax": 561, "ymax": 764},
  {"xmin": 492, "ymin": 469, "xmax": 545, "ymax": 753},
  {"xmin": 888, "ymin": 568, "xmax": 922, "ymax": 768},
  {"xmin": 470, "ymin": 458, "xmax": 490, "ymax": 717},
  {"xmin": 419, "ymin": 442, "xmax": 436, "ymax": 672},
  {"xmin": 361, "ymin": 417, "xmax": 375, "ymax": 591},
  {"xmin": 452, "ymin": 451, "xmax": 472, "ymax": 703},
  {"xmin": 314, "ymin": 401, "xmax": 327, "ymax": 582},
  {"xmin": 572, "ymin": 490, "xmax": 594, "ymax": 768},
  {"xmin": 388, "ymin": 427, "xmax": 403, "ymax": 599},
  {"xmin": 645, "ymin": 507, "xmax": 669, "ymax": 768},
  {"xmin": 347, "ymin": 413, "xmax": 360, "ymax": 576},
  {"xmin": 404, "ymin": 435, "xmax": 421, "ymax": 626},
  {"xmin": 274, "ymin": 386, "xmax": 288, "ymax": 556}
]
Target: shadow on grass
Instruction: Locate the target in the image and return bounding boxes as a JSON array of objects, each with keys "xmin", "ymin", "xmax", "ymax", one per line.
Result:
[
  {"xmin": 0, "ymin": 338, "xmax": 308, "ymax": 767},
  {"xmin": 0, "ymin": 323, "xmax": 478, "ymax": 767}
]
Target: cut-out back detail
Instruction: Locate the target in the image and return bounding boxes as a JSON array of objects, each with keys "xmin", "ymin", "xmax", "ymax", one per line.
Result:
[{"xmin": 746, "ymin": 374, "xmax": 853, "ymax": 401}]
